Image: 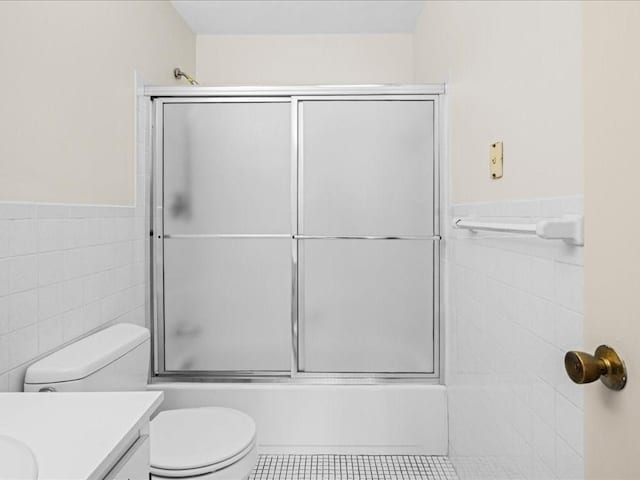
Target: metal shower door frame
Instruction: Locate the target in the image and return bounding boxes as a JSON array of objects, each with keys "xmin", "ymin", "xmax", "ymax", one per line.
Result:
[{"xmin": 149, "ymin": 85, "xmax": 444, "ymax": 384}]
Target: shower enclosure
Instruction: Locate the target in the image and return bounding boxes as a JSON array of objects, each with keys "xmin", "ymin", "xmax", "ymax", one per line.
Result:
[{"xmin": 151, "ymin": 86, "xmax": 442, "ymax": 381}]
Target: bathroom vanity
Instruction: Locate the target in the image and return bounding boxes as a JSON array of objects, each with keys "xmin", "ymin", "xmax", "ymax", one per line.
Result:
[{"xmin": 0, "ymin": 391, "xmax": 163, "ymax": 480}]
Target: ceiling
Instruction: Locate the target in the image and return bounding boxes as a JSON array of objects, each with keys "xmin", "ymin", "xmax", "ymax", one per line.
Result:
[{"xmin": 171, "ymin": 0, "xmax": 425, "ymax": 35}]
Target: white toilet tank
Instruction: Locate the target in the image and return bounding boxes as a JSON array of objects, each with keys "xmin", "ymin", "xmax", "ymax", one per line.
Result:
[{"xmin": 24, "ymin": 324, "xmax": 150, "ymax": 392}]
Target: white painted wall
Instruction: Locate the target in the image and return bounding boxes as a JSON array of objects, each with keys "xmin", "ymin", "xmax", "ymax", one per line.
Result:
[
  {"xmin": 413, "ymin": 1, "xmax": 583, "ymax": 204},
  {"xmin": 196, "ymin": 34, "xmax": 414, "ymax": 85},
  {"xmin": 0, "ymin": 1, "xmax": 194, "ymax": 205}
]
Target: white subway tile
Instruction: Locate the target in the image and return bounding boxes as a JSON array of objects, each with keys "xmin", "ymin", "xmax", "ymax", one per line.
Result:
[
  {"xmin": 96, "ymin": 244, "xmax": 117, "ymax": 271},
  {"xmin": 0, "ymin": 335, "xmax": 9, "ymax": 374},
  {"xmin": 63, "ymin": 248, "xmax": 87, "ymax": 280},
  {"xmin": 133, "ymin": 217, "xmax": 146, "ymax": 239},
  {"xmin": 38, "ymin": 284, "xmax": 61, "ymax": 321},
  {"xmin": 8, "ymin": 290, "xmax": 38, "ymax": 331},
  {"xmin": 526, "ymin": 456, "xmax": 556, "ymax": 480},
  {"xmin": 556, "ymin": 436, "xmax": 583, "ymax": 480},
  {"xmin": 540, "ymin": 198, "xmax": 567, "ymax": 218},
  {"xmin": 133, "ymin": 239, "xmax": 145, "ymax": 263},
  {"xmin": 9, "ymin": 220, "xmax": 37, "ymax": 256},
  {"xmin": 0, "ymin": 297, "xmax": 8, "ymax": 335},
  {"xmin": 0, "ymin": 204, "xmax": 36, "ymax": 220},
  {"xmin": 37, "ymin": 314, "xmax": 64, "ymax": 354},
  {"xmin": 59, "ymin": 278, "xmax": 84, "ymax": 313},
  {"xmin": 102, "ymin": 268, "xmax": 119, "ymax": 297},
  {"xmin": 560, "ymin": 196, "xmax": 584, "ymax": 216},
  {"xmin": 86, "ymin": 218, "xmax": 106, "ymax": 246},
  {"xmin": 37, "ymin": 251, "xmax": 65, "ymax": 286},
  {"xmin": 62, "ymin": 307, "xmax": 84, "ymax": 341},
  {"xmin": 37, "ymin": 219, "xmax": 65, "ymax": 252},
  {"xmin": 8, "ymin": 255, "xmax": 38, "ymax": 293},
  {"xmin": 555, "ymin": 393, "xmax": 583, "ymax": 456},
  {"xmin": 532, "ymin": 417, "xmax": 556, "ymax": 474},
  {"xmin": 84, "ymin": 245, "xmax": 102, "ymax": 274},
  {"xmin": 36, "ymin": 205, "xmax": 68, "ymax": 220},
  {"xmin": 67, "ymin": 205, "xmax": 95, "ymax": 219},
  {"xmin": 528, "ymin": 297, "xmax": 555, "ymax": 345},
  {"xmin": 0, "ymin": 259, "xmax": 9, "ymax": 296},
  {"xmin": 8, "ymin": 325, "xmax": 38, "ymax": 369},
  {"xmin": 530, "ymin": 379, "xmax": 556, "ymax": 429},
  {"xmin": 130, "ymin": 305, "xmax": 145, "ymax": 326},
  {"xmin": 553, "ymin": 307, "xmax": 583, "ymax": 352},
  {"xmin": 555, "ymin": 374, "xmax": 584, "ymax": 411},
  {"xmin": 511, "ymin": 395, "xmax": 533, "ymax": 445},
  {"xmin": 0, "ymin": 220, "xmax": 8, "ymax": 258},
  {"xmin": 113, "ymin": 265, "xmax": 132, "ymax": 291},
  {"xmin": 113, "ymin": 241, "xmax": 134, "ymax": 268},
  {"xmin": 83, "ymin": 272, "xmax": 105, "ymax": 304},
  {"xmin": 64, "ymin": 219, "xmax": 89, "ymax": 249},
  {"xmin": 539, "ymin": 343, "xmax": 564, "ymax": 388},
  {"xmin": 83, "ymin": 300, "xmax": 102, "ymax": 332},
  {"xmin": 554, "ymin": 262, "xmax": 583, "ymax": 313},
  {"xmin": 503, "ymin": 199, "xmax": 541, "ymax": 218},
  {"xmin": 132, "ymin": 284, "xmax": 145, "ymax": 309},
  {"xmin": 528, "ymin": 256, "xmax": 555, "ymax": 300}
]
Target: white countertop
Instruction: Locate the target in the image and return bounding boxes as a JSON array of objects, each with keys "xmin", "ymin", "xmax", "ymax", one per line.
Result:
[{"xmin": 0, "ymin": 392, "xmax": 164, "ymax": 480}]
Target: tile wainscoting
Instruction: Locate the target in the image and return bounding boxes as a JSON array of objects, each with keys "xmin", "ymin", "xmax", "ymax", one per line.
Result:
[
  {"xmin": 0, "ymin": 77, "xmax": 150, "ymax": 392},
  {"xmin": 446, "ymin": 196, "xmax": 584, "ymax": 480}
]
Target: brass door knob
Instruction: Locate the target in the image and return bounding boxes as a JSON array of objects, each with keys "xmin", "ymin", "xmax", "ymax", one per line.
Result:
[{"xmin": 564, "ymin": 345, "xmax": 627, "ymax": 391}]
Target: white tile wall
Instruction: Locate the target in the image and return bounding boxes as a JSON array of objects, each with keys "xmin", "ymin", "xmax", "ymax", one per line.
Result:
[
  {"xmin": 446, "ymin": 196, "xmax": 584, "ymax": 480},
  {"xmin": 0, "ymin": 75, "xmax": 151, "ymax": 392},
  {"xmin": 0, "ymin": 203, "xmax": 147, "ymax": 391}
]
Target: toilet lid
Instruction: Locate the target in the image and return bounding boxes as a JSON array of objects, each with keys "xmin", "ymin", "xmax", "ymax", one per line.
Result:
[{"xmin": 150, "ymin": 407, "xmax": 256, "ymax": 471}]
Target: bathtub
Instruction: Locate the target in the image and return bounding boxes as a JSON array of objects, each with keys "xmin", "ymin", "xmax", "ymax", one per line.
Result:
[{"xmin": 148, "ymin": 383, "xmax": 448, "ymax": 455}]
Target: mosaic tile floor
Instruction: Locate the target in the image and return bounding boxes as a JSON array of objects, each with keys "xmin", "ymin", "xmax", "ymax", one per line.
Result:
[{"xmin": 249, "ymin": 455, "xmax": 458, "ymax": 480}]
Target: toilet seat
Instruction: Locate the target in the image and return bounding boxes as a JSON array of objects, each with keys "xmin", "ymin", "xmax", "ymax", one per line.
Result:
[
  {"xmin": 150, "ymin": 407, "xmax": 256, "ymax": 478},
  {"xmin": 150, "ymin": 440, "xmax": 256, "ymax": 478}
]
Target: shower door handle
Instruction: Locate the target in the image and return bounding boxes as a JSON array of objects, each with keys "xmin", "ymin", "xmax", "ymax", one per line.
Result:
[{"xmin": 564, "ymin": 345, "xmax": 627, "ymax": 391}]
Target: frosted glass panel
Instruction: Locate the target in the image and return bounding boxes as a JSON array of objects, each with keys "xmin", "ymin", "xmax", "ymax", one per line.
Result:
[
  {"xmin": 163, "ymin": 102, "xmax": 291, "ymax": 234},
  {"xmin": 163, "ymin": 238, "xmax": 291, "ymax": 371},
  {"xmin": 299, "ymin": 240, "xmax": 434, "ymax": 373},
  {"xmin": 301, "ymin": 100, "xmax": 434, "ymax": 236}
]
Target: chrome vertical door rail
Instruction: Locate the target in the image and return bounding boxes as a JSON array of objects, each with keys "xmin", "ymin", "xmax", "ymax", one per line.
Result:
[
  {"xmin": 152, "ymin": 98, "xmax": 166, "ymax": 374},
  {"xmin": 432, "ymin": 95, "xmax": 441, "ymax": 382},
  {"xmin": 290, "ymin": 98, "xmax": 299, "ymax": 378},
  {"xmin": 295, "ymin": 99, "xmax": 306, "ymax": 372}
]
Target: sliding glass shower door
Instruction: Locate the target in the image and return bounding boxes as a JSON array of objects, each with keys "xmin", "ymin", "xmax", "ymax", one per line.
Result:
[
  {"xmin": 298, "ymin": 100, "xmax": 435, "ymax": 374},
  {"xmin": 154, "ymin": 93, "xmax": 439, "ymax": 379},
  {"xmin": 161, "ymin": 101, "xmax": 293, "ymax": 372}
]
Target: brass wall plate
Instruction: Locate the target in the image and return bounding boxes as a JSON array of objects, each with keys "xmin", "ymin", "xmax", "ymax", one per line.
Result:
[{"xmin": 490, "ymin": 142, "xmax": 503, "ymax": 179}]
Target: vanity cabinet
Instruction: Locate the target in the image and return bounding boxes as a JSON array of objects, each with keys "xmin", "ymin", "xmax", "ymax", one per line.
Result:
[
  {"xmin": 0, "ymin": 392, "xmax": 163, "ymax": 480},
  {"xmin": 104, "ymin": 435, "xmax": 150, "ymax": 480}
]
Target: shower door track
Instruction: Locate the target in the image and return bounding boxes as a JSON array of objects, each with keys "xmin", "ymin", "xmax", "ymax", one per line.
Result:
[{"xmin": 149, "ymin": 85, "xmax": 445, "ymax": 385}]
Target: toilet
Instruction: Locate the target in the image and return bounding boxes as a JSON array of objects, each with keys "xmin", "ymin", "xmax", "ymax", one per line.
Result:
[{"xmin": 23, "ymin": 323, "xmax": 257, "ymax": 480}]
